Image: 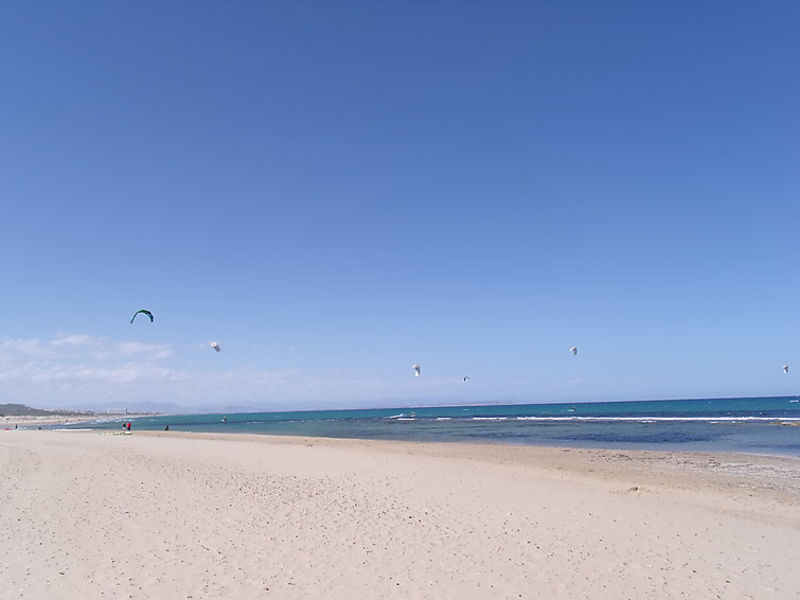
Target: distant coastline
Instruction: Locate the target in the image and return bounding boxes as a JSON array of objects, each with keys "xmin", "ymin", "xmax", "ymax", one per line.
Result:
[{"xmin": 1, "ymin": 403, "xmax": 160, "ymax": 428}]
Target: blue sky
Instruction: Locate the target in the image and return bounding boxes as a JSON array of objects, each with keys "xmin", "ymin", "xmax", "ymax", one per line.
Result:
[{"xmin": 1, "ymin": 1, "xmax": 798, "ymax": 411}]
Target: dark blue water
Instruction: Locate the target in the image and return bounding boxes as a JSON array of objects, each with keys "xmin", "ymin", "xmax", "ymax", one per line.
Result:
[{"xmin": 66, "ymin": 396, "xmax": 800, "ymax": 458}]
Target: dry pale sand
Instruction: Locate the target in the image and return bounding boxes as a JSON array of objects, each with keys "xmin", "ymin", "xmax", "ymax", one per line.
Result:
[{"xmin": 1, "ymin": 431, "xmax": 799, "ymax": 599}]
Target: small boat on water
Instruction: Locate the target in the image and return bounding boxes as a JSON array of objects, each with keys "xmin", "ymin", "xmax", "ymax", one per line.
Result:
[{"xmin": 388, "ymin": 412, "xmax": 417, "ymax": 421}]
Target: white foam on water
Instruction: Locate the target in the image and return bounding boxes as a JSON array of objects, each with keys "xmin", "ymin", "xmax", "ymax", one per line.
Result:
[{"xmin": 511, "ymin": 416, "xmax": 800, "ymax": 423}]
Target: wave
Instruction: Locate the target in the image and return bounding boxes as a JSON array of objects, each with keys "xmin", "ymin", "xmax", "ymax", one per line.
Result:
[
  {"xmin": 385, "ymin": 415, "xmax": 800, "ymax": 424},
  {"xmin": 510, "ymin": 416, "xmax": 800, "ymax": 423},
  {"xmin": 52, "ymin": 428, "xmax": 95, "ymax": 431}
]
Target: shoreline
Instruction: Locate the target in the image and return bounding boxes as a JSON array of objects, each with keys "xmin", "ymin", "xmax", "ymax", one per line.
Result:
[
  {"xmin": 46, "ymin": 421, "xmax": 800, "ymax": 461},
  {"xmin": 43, "ymin": 395, "xmax": 800, "ymax": 463}
]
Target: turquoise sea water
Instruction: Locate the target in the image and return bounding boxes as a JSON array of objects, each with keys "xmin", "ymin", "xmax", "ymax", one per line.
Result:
[{"xmin": 65, "ymin": 396, "xmax": 800, "ymax": 458}]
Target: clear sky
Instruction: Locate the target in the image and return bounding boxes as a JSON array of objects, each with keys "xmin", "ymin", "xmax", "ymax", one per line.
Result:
[{"xmin": 1, "ymin": 1, "xmax": 798, "ymax": 411}]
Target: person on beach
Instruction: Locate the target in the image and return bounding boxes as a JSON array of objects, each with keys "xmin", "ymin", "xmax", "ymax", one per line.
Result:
[
  {"xmin": 164, "ymin": 424, "xmax": 169, "ymax": 431},
  {"xmin": 126, "ymin": 422, "xmax": 131, "ymax": 432}
]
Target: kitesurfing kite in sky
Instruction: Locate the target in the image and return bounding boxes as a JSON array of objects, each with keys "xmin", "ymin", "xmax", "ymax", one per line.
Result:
[
  {"xmin": 412, "ymin": 364, "xmax": 421, "ymax": 377},
  {"xmin": 210, "ymin": 342, "xmax": 221, "ymax": 352},
  {"xmin": 570, "ymin": 346, "xmax": 578, "ymax": 355},
  {"xmin": 783, "ymin": 364, "xmax": 789, "ymax": 374},
  {"xmin": 130, "ymin": 309, "xmax": 154, "ymax": 324}
]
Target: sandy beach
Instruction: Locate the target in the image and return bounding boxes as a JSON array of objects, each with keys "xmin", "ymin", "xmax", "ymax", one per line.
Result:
[{"xmin": 1, "ymin": 431, "xmax": 798, "ymax": 599}]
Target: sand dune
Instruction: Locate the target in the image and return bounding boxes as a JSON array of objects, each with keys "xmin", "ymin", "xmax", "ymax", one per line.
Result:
[{"xmin": 1, "ymin": 431, "xmax": 798, "ymax": 599}]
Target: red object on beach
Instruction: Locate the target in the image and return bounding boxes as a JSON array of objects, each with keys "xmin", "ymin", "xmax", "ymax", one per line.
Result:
[{"xmin": 126, "ymin": 422, "xmax": 131, "ymax": 431}]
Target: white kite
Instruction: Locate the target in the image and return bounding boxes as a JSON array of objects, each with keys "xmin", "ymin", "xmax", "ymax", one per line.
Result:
[
  {"xmin": 783, "ymin": 364, "xmax": 789, "ymax": 374},
  {"xmin": 209, "ymin": 341, "xmax": 221, "ymax": 352},
  {"xmin": 412, "ymin": 364, "xmax": 421, "ymax": 377}
]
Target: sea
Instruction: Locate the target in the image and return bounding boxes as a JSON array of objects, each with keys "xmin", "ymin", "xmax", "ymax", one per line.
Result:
[{"xmin": 63, "ymin": 396, "xmax": 800, "ymax": 458}]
